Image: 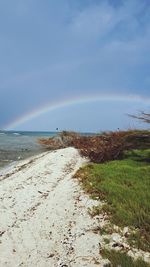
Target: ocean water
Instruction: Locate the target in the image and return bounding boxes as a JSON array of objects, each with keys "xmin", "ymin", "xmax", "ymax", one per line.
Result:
[{"xmin": 0, "ymin": 131, "xmax": 57, "ymax": 169}]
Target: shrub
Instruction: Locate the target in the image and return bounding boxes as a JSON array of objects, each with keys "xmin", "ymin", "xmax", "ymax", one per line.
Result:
[{"xmin": 38, "ymin": 130, "xmax": 150, "ymax": 163}]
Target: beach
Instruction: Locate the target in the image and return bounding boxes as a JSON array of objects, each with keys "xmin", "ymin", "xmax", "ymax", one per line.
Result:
[{"xmin": 0, "ymin": 147, "xmax": 106, "ymax": 267}]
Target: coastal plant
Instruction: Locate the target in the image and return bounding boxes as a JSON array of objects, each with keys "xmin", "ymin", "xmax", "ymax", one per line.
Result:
[
  {"xmin": 101, "ymin": 249, "xmax": 150, "ymax": 267},
  {"xmin": 38, "ymin": 129, "xmax": 150, "ymax": 163},
  {"xmin": 38, "ymin": 131, "xmax": 80, "ymax": 149},
  {"xmin": 72, "ymin": 130, "xmax": 150, "ymax": 163},
  {"xmin": 74, "ymin": 149, "xmax": 150, "ymax": 252}
]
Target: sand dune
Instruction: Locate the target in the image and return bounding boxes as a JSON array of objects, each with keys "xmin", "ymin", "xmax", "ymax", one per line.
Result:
[{"xmin": 0, "ymin": 147, "xmax": 106, "ymax": 267}]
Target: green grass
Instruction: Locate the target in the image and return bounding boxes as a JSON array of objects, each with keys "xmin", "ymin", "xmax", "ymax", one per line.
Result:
[
  {"xmin": 75, "ymin": 149, "xmax": 150, "ymax": 251},
  {"xmin": 101, "ymin": 249, "xmax": 150, "ymax": 267}
]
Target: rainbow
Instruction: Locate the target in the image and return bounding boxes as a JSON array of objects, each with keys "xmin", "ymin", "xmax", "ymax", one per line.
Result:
[{"xmin": 5, "ymin": 93, "xmax": 150, "ymax": 130}]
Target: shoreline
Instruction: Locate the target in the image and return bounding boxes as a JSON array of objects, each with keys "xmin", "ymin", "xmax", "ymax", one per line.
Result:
[
  {"xmin": 0, "ymin": 149, "xmax": 47, "ymax": 171},
  {"xmin": 0, "ymin": 151, "xmax": 48, "ymax": 177},
  {"xmin": 0, "ymin": 147, "xmax": 107, "ymax": 267},
  {"xmin": 0, "ymin": 130, "xmax": 52, "ymax": 171}
]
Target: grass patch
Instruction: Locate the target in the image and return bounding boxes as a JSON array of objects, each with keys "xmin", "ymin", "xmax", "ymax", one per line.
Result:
[
  {"xmin": 74, "ymin": 149, "xmax": 150, "ymax": 252},
  {"xmin": 101, "ymin": 249, "xmax": 150, "ymax": 267}
]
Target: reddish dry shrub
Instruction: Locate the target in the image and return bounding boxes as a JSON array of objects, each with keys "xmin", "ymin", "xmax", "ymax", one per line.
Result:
[
  {"xmin": 38, "ymin": 131, "xmax": 79, "ymax": 150},
  {"xmin": 72, "ymin": 131, "xmax": 128, "ymax": 163},
  {"xmin": 38, "ymin": 130, "xmax": 150, "ymax": 163},
  {"xmin": 38, "ymin": 136, "xmax": 65, "ymax": 150}
]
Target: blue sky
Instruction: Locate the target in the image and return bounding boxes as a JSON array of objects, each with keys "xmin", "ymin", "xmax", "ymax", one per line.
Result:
[{"xmin": 0, "ymin": 0, "xmax": 150, "ymax": 131}]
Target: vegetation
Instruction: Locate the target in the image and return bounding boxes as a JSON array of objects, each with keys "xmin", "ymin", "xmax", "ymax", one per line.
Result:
[
  {"xmin": 74, "ymin": 149, "xmax": 150, "ymax": 252},
  {"xmin": 101, "ymin": 249, "xmax": 150, "ymax": 267},
  {"xmin": 38, "ymin": 131, "xmax": 80, "ymax": 150},
  {"xmin": 39, "ymin": 129, "xmax": 150, "ymax": 163},
  {"xmin": 72, "ymin": 130, "xmax": 150, "ymax": 162},
  {"xmin": 39, "ymin": 129, "xmax": 150, "ymax": 259}
]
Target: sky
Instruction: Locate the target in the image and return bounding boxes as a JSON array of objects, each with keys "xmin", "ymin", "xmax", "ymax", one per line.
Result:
[{"xmin": 0, "ymin": 0, "xmax": 150, "ymax": 132}]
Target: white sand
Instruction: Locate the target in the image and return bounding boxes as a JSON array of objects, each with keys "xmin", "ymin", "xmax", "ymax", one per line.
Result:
[{"xmin": 0, "ymin": 147, "xmax": 105, "ymax": 267}]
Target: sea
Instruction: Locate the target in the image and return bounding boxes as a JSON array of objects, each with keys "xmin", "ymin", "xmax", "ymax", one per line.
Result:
[{"xmin": 0, "ymin": 131, "xmax": 57, "ymax": 170}]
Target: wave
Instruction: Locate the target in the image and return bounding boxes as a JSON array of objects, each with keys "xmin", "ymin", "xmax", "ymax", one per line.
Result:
[{"xmin": 13, "ymin": 133, "xmax": 21, "ymax": 136}]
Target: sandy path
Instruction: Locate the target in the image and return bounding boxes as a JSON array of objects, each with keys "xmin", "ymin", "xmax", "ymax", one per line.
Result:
[{"xmin": 0, "ymin": 147, "xmax": 105, "ymax": 267}]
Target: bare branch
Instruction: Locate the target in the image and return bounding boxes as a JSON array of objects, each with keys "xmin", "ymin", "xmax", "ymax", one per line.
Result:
[{"xmin": 128, "ymin": 111, "xmax": 150, "ymax": 124}]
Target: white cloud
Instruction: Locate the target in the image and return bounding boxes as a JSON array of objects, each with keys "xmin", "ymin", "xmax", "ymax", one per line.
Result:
[
  {"xmin": 68, "ymin": 0, "xmax": 150, "ymax": 44},
  {"xmin": 69, "ymin": 2, "xmax": 117, "ymax": 40}
]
